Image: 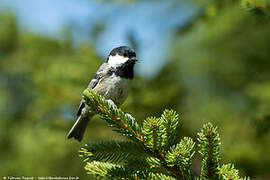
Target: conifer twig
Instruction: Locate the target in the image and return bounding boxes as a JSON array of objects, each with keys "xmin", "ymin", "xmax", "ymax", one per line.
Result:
[
  {"xmin": 198, "ymin": 123, "xmax": 221, "ymax": 179},
  {"xmin": 79, "ymin": 89, "xmax": 249, "ymax": 180}
]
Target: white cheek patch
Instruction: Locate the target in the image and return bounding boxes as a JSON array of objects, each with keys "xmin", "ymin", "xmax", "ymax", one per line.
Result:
[{"xmin": 108, "ymin": 55, "xmax": 129, "ymax": 67}]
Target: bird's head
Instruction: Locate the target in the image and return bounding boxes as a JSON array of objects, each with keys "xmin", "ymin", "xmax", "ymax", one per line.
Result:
[{"xmin": 106, "ymin": 46, "xmax": 138, "ymax": 67}]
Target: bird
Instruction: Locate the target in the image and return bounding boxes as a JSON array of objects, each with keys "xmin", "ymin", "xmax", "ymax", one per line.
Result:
[{"xmin": 67, "ymin": 46, "xmax": 138, "ymax": 142}]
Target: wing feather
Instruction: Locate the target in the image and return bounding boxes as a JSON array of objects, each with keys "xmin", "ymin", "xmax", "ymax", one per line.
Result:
[{"xmin": 76, "ymin": 63, "xmax": 109, "ymax": 117}]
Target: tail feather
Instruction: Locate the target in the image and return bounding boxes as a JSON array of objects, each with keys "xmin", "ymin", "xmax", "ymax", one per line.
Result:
[{"xmin": 67, "ymin": 115, "xmax": 92, "ymax": 142}]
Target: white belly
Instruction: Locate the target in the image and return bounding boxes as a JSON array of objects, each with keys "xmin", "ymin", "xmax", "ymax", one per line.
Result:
[{"xmin": 93, "ymin": 75, "xmax": 131, "ymax": 106}]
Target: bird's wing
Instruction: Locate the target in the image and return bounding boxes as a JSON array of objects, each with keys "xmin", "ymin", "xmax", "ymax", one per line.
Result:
[
  {"xmin": 87, "ymin": 63, "xmax": 109, "ymax": 90},
  {"xmin": 76, "ymin": 63, "xmax": 110, "ymax": 117}
]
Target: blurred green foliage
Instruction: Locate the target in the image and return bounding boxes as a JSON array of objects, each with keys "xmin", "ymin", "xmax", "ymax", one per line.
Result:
[
  {"xmin": 172, "ymin": 1, "xmax": 270, "ymax": 179},
  {"xmin": 0, "ymin": 10, "xmax": 182, "ymax": 179},
  {"xmin": 0, "ymin": 12, "xmax": 111, "ymax": 178},
  {"xmin": 0, "ymin": 0, "xmax": 270, "ymax": 179}
]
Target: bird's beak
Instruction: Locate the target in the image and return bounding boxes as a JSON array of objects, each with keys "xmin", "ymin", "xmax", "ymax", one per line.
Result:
[{"xmin": 130, "ymin": 57, "xmax": 138, "ymax": 62}]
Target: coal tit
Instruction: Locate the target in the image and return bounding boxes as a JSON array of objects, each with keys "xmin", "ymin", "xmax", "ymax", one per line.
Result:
[{"xmin": 67, "ymin": 46, "xmax": 138, "ymax": 142}]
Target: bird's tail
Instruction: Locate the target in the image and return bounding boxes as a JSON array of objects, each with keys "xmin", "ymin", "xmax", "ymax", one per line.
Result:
[{"xmin": 67, "ymin": 114, "xmax": 93, "ymax": 142}]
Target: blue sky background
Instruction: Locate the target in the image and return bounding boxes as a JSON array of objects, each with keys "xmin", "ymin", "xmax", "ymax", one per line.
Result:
[{"xmin": 0, "ymin": 0, "xmax": 194, "ymax": 77}]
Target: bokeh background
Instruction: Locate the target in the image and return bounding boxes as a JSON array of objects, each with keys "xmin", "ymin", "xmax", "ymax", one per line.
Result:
[{"xmin": 1, "ymin": 0, "xmax": 270, "ymax": 179}]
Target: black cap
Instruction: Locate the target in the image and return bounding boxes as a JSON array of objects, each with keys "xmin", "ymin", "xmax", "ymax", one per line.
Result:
[{"xmin": 109, "ymin": 46, "xmax": 136, "ymax": 59}]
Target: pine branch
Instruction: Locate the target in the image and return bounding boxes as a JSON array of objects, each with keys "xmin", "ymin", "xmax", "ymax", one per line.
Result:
[
  {"xmin": 141, "ymin": 114, "xmax": 190, "ymax": 179},
  {"xmin": 198, "ymin": 123, "xmax": 221, "ymax": 180},
  {"xmin": 83, "ymin": 90, "xmax": 191, "ymax": 179},
  {"xmin": 140, "ymin": 110, "xmax": 190, "ymax": 179},
  {"xmin": 83, "ymin": 89, "xmax": 144, "ymax": 143},
  {"xmin": 80, "ymin": 89, "xmax": 248, "ymax": 180},
  {"xmin": 218, "ymin": 164, "xmax": 250, "ymax": 180},
  {"xmin": 79, "ymin": 140, "xmax": 147, "ymax": 164},
  {"xmin": 160, "ymin": 110, "xmax": 179, "ymax": 152},
  {"xmin": 142, "ymin": 117, "xmax": 161, "ymax": 150},
  {"xmin": 165, "ymin": 137, "xmax": 196, "ymax": 179},
  {"xmin": 85, "ymin": 161, "xmax": 177, "ymax": 180},
  {"xmin": 125, "ymin": 157, "xmax": 172, "ymax": 177}
]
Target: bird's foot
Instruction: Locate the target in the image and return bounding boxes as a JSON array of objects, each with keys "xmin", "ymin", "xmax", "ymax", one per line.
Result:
[
  {"xmin": 107, "ymin": 99, "xmax": 135, "ymax": 125},
  {"xmin": 125, "ymin": 113, "xmax": 136, "ymax": 125},
  {"xmin": 107, "ymin": 99, "xmax": 116, "ymax": 111}
]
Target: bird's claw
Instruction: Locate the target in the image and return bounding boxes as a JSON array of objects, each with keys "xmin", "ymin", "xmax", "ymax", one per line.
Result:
[
  {"xmin": 125, "ymin": 113, "xmax": 136, "ymax": 125},
  {"xmin": 108, "ymin": 99, "xmax": 116, "ymax": 111},
  {"xmin": 107, "ymin": 99, "xmax": 135, "ymax": 125}
]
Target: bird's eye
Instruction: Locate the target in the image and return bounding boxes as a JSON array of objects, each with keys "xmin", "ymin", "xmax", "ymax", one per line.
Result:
[
  {"xmin": 129, "ymin": 52, "xmax": 136, "ymax": 57},
  {"xmin": 123, "ymin": 53, "xmax": 128, "ymax": 57}
]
